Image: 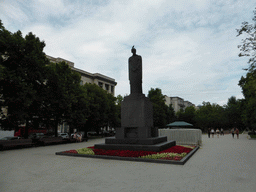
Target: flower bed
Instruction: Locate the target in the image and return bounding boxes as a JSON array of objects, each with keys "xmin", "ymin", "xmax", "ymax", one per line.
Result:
[{"xmin": 58, "ymin": 145, "xmax": 199, "ymax": 165}]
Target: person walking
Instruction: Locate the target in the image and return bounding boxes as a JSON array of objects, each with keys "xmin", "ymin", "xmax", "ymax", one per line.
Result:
[
  {"xmin": 235, "ymin": 128, "xmax": 239, "ymax": 139},
  {"xmin": 221, "ymin": 128, "xmax": 224, "ymax": 136},
  {"xmin": 208, "ymin": 128, "xmax": 211, "ymax": 138},
  {"xmin": 216, "ymin": 128, "xmax": 220, "ymax": 138},
  {"xmin": 231, "ymin": 128, "xmax": 235, "ymax": 138},
  {"xmin": 211, "ymin": 128, "xmax": 215, "ymax": 138}
]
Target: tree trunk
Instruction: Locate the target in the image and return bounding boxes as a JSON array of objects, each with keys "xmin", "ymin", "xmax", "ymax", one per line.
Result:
[
  {"xmin": 24, "ymin": 119, "xmax": 29, "ymax": 139},
  {"xmin": 54, "ymin": 117, "xmax": 58, "ymax": 137}
]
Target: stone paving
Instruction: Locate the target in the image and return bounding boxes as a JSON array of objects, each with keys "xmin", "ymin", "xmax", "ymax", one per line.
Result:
[{"xmin": 0, "ymin": 134, "xmax": 255, "ymax": 192}]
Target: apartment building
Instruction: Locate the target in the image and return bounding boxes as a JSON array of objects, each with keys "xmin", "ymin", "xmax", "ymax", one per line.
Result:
[
  {"xmin": 164, "ymin": 95, "xmax": 195, "ymax": 113},
  {"xmin": 46, "ymin": 55, "xmax": 117, "ymax": 133},
  {"xmin": 46, "ymin": 55, "xmax": 117, "ymax": 95}
]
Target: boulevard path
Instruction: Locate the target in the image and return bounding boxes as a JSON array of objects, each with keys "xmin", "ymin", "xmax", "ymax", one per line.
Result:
[{"xmin": 0, "ymin": 133, "xmax": 255, "ymax": 192}]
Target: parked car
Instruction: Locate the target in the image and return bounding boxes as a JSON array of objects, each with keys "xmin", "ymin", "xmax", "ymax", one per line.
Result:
[{"xmin": 58, "ymin": 133, "xmax": 69, "ymax": 139}]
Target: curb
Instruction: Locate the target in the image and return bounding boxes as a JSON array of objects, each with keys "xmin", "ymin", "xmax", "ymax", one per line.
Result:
[{"xmin": 55, "ymin": 146, "xmax": 200, "ymax": 165}]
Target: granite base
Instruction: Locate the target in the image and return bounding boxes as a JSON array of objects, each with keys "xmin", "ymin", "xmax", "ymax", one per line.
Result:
[{"xmin": 94, "ymin": 140, "xmax": 176, "ymax": 152}]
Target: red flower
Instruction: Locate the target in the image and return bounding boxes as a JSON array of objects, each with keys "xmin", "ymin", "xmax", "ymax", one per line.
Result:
[
  {"xmin": 90, "ymin": 145, "xmax": 193, "ymax": 158},
  {"xmin": 63, "ymin": 150, "xmax": 78, "ymax": 154},
  {"xmin": 160, "ymin": 146, "xmax": 192, "ymax": 154}
]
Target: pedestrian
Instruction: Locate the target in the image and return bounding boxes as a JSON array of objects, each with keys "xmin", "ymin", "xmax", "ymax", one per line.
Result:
[
  {"xmin": 216, "ymin": 128, "xmax": 220, "ymax": 138},
  {"xmin": 211, "ymin": 128, "xmax": 215, "ymax": 138},
  {"xmin": 236, "ymin": 128, "xmax": 239, "ymax": 139},
  {"xmin": 208, "ymin": 128, "xmax": 211, "ymax": 138},
  {"xmin": 77, "ymin": 132, "xmax": 82, "ymax": 142},
  {"xmin": 221, "ymin": 128, "xmax": 224, "ymax": 136},
  {"xmin": 74, "ymin": 132, "xmax": 78, "ymax": 142},
  {"xmin": 231, "ymin": 128, "xmax": 235, "ymax": 138}
]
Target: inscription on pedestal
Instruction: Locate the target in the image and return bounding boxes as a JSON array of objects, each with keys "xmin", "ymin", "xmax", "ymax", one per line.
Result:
[{"xmin": 125, "ymin": 127, "xmax": 138, "ymax": 138}]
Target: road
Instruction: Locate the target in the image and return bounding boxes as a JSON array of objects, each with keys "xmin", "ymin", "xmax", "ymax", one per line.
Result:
[{"xmin": 0, "ymin": 134, "xmax": 255, "ymax": 192}]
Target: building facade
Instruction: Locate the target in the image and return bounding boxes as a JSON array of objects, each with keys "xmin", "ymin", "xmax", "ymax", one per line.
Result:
[
  {"xmin": 46, "ymin": 55, "xmax": 117, "ymax": 133},
  {"xmin": 46, "ymin": 55, "xmax": 117, "ymax": 95},
  {"xmin": 164, "ymin": 95, "xmax": 195, "ymax": 113}
]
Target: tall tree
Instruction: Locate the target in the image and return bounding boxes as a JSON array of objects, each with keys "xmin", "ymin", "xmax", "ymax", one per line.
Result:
[
  {"xmin": 65, "ymin": 82, "xmax": 89, "ymax": 135},
  {"xmin": 43, "ymin": 61, "xmax": 82, "ymax": 137},
  {"xmin": 114, "ymin": 94, "xmax": 123, "ymax": 128},
  {"xmin": 195, "ymin": 102, "xmax": 226, "ymax": 131},
  {"xmin": 166, "ymin": 104, "xmax": 176, "ymax": 124},
  {"xmin": 83, "ymin": 83, "xmax": 109, "ymax": 134},
  {"xmin": 237, "ymin": 8, "xmax": 256, "ymax": 129},
  {"xmin": 176, "ymin": 106, "xmax": 196, "ymax": 125},
  {"xmin": 237, "ymin": 7, "xmax": 256, "ymax": 71},
  {"xmin": 238, "ymin": 71, "xmax": 256, "ymax": 128},
  {"xmin": 224, "ymin": 96, "xmax": 244, "ymax": 129},
  {"xmin": 148, "ymin": 88, "xmax": 169, "ymax": 127},
  {"xmin": 0, "ymin": 21, "xmax": 48, "ymax": 137}
]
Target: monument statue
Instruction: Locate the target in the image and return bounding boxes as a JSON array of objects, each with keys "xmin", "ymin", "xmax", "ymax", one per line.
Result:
[
  {"xmin": 94, "ymin": 46, "xmax": 176, "ymax": 152},
  {"xmin": 129, "ymin": 46, "xmax": 142, "ymax": 94}
]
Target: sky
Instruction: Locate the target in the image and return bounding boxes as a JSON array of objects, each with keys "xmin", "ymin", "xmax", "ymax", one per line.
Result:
[{"xmin": 1, "ymin": 0, "xmax": 255, "ymax": 106}]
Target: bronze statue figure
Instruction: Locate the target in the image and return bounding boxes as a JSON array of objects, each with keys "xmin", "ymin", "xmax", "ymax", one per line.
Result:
[{"xmin": 128, "ymin": 46, "xmax": 142, "ymax": 94}]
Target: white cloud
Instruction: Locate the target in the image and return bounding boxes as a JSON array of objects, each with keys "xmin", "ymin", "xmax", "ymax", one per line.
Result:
[{"xmin": 0, "ymin": 0, "xmax": 255, "ymax": 106}]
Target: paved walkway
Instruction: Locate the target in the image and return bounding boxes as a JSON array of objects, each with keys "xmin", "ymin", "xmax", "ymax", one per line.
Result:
[{"xmin": 0, "ymin": 134, "xmax": 255, "ymax": 192}]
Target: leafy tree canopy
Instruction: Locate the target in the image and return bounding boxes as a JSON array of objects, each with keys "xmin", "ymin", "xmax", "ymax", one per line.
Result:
[
  {"xmin": 0, "ymin": 20, "xmax": 48, "ymax": 132},
  {"xmin": 237, "ymin": 7, "xmax": 256, "ymax": 71}
]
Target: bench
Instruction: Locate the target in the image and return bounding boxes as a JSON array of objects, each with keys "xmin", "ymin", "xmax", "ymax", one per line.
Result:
[
  {"xmin": 0, "ymin": 139, "xmax": 34, "ymax": 150},
  {"xmin": 38, "ymin": 137, "xmax": 68, "ymax": 146}
]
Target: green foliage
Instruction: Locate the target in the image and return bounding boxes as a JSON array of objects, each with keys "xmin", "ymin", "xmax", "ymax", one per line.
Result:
[
  {"xmin": 106, "ymin": 93, "xmax": 119, "ymax": 128},
  {"xmin": 148, "ymin": 88, "xmax": 175, "ymax": 127},
  {"xmin": 224, "ymin": 96, "xmax": 244, "ymax": 128},
  {"xmin": 43, "ymin": 62, "xmax": 88, "ymax": 136},
  {"xmin": 115, "ymin": 94, "xmax": 123, "ymax": 127},
  {"xmin": 194, "ymin": 102, "xmax": 226, "ymax": 130},
  {"xmin": 139, "ymin": 152, "xmax": 187, "ymax": 159},
  {"xmin": 176, "ymin": 106, "xmax": 196, "ymax": 124},
  {"xmin": 0, "ymin": 21, "xmax": 48, "ymax": 134},
  {"xmin": 116, "ymin": 94, "xmax": 123, "ymax": 106},
  {"xmin": 0, "ymin": 20, "xmax": 119, "ymax": 135},
  {"xmin": 238, "ymin": 71, "xmax": 256, "ymax": 128},
  {"xmin": 237, "ymin": 8, "xmax": 256, "ymax": 129},
  {"xmin": 83, "ymin": 83, "xmax": 118, "ymax": 133},
  {"xmin": 236, "ymin": 7, "xmax": 256, "ymax": 71},
  {"xmin": 76, "ymin": 147, "xmax": 95, "ymax": 155}
]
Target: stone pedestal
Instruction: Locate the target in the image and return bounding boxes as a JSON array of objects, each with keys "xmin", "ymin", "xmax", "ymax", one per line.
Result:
[
  {"xmin": 116, "ymin": 94, "xmax": 154, "ymax": 139},
  {"xmin": 94, "ymin": 94, "xmax": 176, "ymax": 152}
]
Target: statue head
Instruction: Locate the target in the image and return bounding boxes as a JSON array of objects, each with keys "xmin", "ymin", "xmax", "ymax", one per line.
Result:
[{"xmin": 131, "ymin": 46, "xmax": 136, "ymax": 55}]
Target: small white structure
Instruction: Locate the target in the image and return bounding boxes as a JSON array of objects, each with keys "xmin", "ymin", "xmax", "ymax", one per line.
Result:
[{"xmin": 158, "ymin": 128, "xmax": 202, "ymax": 146}]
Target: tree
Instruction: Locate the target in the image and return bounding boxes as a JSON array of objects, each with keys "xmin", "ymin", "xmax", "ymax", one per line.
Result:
[
  {"xmin": 238, "ymin": 70, "xmax": 256, "ymax": 128},
  {"xmin": 65, "ymin": 82, "xmax": 89, "ymax": 135},
  {"xmin": 43, "ymin": 61, "xmax": 82, "ymax": 137},
  {"xmin": 148, "ymin": 88, "xmax": 169, "ymax": 127},
  {"xmin": 224, "ymin": 96, "xmax": 244, "ymax": 129},
  {"xmin": 237, "ymin": 8, "xmax": 256, "ymax": 129},
  {"xmin": 0, "ymin": 21, "xmax": 48, "ymax": 137},
  {"xmin": 166, "ymin": 104, "xmax": 176, "ymax": 124},
  {"xmin": 83, "ymin": 83, "xmax": 110, "ymax": 134},
  {"xmin": 176, "ymin": 106, "xmax": 196, "ymax": 125},
  {"xmin": 237, "ymin": 7, "xmax": 256, "ymax": 71},
  {"xmin": 194, "ymin": 102, "xmax": 226, "ymax": 131}
]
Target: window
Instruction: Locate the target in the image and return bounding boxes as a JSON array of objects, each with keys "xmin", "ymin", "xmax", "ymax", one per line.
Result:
[
  {"xmin": 105, "ymin": 84, "xmax": 109, "ymax": 91},
  {"xmin": 98, "ymin": 82, "xmax": 103, "ymax": 88}
]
